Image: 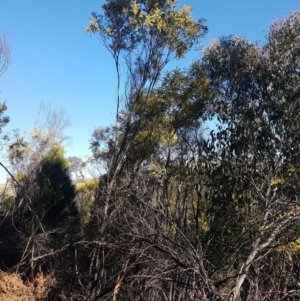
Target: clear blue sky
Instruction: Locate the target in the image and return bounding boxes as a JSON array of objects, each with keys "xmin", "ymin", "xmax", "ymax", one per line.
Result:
[{"xmin": 0, "ymin": 0, "xmax": 299, "ymax": 181}]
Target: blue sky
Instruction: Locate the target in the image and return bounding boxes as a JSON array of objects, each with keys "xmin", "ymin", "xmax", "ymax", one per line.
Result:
[{"xmin": 0, "ymin": 0, "xmax": 299, "ymax": 181}]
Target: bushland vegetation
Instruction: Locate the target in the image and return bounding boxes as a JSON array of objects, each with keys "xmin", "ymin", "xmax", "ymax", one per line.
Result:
[{"xmin": 1, "ymin": 1, "xmax": 300, "ymax": 300}]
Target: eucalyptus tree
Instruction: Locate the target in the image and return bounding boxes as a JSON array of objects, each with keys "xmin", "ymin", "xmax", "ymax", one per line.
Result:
[
  {"xmin": 199, "ymin": 9, "xmax": 300, "ymax": 301},
  {"xmin": 84, "ymin": 4, "xmax": 300, "ymax": 301},
  {"xmin": 86, "ymin": 0, "xmax": 207, "ymax": 188},
  {"xmin": 81, "ymin": 1, "xmax": 209, "ymax": 300}
]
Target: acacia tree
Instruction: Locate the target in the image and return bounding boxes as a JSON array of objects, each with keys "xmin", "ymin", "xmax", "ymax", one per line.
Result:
[
  {"xmin": 198, "ymin": 9, "xmax": 300, "ymax": 301},
  {"xmin": 31, "ymin": 145, "xmax": 76, "ymax": 225}
]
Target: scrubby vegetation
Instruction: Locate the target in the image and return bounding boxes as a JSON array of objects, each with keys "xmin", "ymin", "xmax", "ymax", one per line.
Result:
[
  {"xmin": 1, "ymin": 1, "xmax": 300, "ymax": 300},
  {"xmin": 0, "ymin": 271, "xmax": 55, "ymax": 301}
]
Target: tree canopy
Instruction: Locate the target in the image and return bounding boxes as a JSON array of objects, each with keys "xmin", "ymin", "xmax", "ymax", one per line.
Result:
[{"xmin": 2, "ymin": 4, "xmax": 300, "ymax": 301}]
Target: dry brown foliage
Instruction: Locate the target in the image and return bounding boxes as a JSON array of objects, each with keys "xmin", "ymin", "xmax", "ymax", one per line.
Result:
[
  {"xmin": 0, "ymin": 271, "xmax": 33, "ymax": 301},
  {"xmin": 32, "ymin": 272, "xmax": 56, "ymax": 301},
  {"xmin": 0, "ymin": 270, "xmax": 55, "ymax": 301}
]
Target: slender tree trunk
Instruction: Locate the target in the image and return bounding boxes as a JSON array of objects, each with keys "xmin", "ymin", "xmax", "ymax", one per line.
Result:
[{"xmin": 231, "ymin": 238, "xmax": 261, "ymax": 301}]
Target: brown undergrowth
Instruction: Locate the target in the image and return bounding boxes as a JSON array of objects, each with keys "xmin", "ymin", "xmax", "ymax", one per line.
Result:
[{"xmin": 0, "ymin": 270, "xmax": 55, "ymax": 301}]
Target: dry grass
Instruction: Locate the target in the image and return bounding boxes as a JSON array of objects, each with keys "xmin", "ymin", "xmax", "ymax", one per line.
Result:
[
  {"xmin": 0, "ymin": 271, "xmax": 34, "ymax": 301},
  {"xmin": 0, "ymin": 270, "xmax": 56, "ymax": 301},
  {"xmin": 32, "ymin": 272, "xmax": 56, "ymax": 301}
]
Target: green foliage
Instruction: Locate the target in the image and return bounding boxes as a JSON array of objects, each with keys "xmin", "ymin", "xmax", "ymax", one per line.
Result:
[
  {"xmin": 86, "ymin": 0, "xmax": 206, "ymax": 58},
  {"xmin": 75, "ymin": 178, "xmax": 99, "ymax": 224},
  {"xmin": 197, "ymin": 9, "xmax": 300, "ymax": 297},
  {"xmin": 3, "ymin": 4, "xmax": 300, "ymax": 301},
  {"xmin": 31, "ymin": 145, "xmax": 76, "ymax": 223},
  {"xmin": 0, "ymin": 102, "xmax": 9, "ymax": 131},
  {"xmin": 87, "ymin": 0, "xmax": 207, "ymax": 123},
  {"xmin": 0, "ymin": 101, "xmax": 10, "ymax": 150},
  {"xmin": 90, "ymin": 66, "xmax": 213, "ymax": 171}
]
